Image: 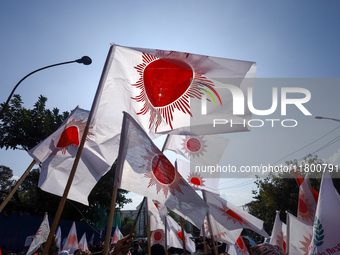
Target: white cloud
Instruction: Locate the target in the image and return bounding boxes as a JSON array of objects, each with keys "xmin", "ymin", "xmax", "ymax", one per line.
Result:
[{"xmin": 326, "ymin": 148, "xmax": 340, "ymax": 166}]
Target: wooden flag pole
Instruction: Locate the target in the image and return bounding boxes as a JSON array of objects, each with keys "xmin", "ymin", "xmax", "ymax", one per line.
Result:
[
  {"xmin": 202, "ymin": 190, "xmax": 218, "ymax": 255},
  {"xmin": 164, "ymin": 216, "xmax": 168, "ymax": 255},
  {"xmin": 146, "ymin": 198, "xmax": 151, "ymax": 255},
  {"xmin": 202, "ymin": 223, "xmax": 208, "ymax": 253},
  {"xmin": 103, "ymin": 185, "xmax": 119, "ymax": 255},
  {"xmin": 180, "ymin": 217, "xmax": 187, "ymax": 254},
  {"xmin": 42, "ymin": 45, "xmax": 116, "ymax": 255},
  {"xmin": 0, "ymin": 159, "xmax": 36, "ymax": 213}
]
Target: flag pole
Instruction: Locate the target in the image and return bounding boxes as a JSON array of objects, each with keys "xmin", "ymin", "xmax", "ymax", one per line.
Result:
[
  {"xmin": 202, "ymin": 223, "xmax": 208, "ymax": 253},
  {"xmin": 164, "ymin": 216, "xmax": 168, "ymax": 255},
  {"xmin": 42, "ymin": 45, "xmax": 116, "ymax": 255},
  {"xmin": 103, "ymin": 185, "xmax": 118, "ymax": 255},
  {"xmin": 286, "ymin": 211, "xmax": 290, "ymax": 255},
  {"xmin": 0, "ymin": 159, "xmax": 36, "ymax": 212},
  {"xmin": 180, "ymin": 217, "xmax": 187, "ymax": 254},
  {"xmin": 146, "ymin": 198, "xmax": 151, "ymax": 255},
  {"xmin": 202, "ymin": 190, "xmax": 218, "ymax": 255}
]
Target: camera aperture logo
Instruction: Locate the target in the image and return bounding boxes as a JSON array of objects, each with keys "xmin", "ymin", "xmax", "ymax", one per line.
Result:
[{"xmin": 200, "ymin": 85, "xmax": 312, "ymax": 128}]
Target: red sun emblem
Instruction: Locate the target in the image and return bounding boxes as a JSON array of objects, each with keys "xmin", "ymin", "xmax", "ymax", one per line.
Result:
[
  {"xmin": 298, "ymin": 193, "xmax": 315, "ymax": 225},
  {"xmin": 203, "ymin": 219, "xmax": 227, "ymax": 240},
  {"xmin": 220, "ymin": 204, "xmax": 249, "ymax": 226},
  {"xmin": 50, "ymin": 118, "xmax": 94, "ymax": 157},
  {"xmin": 181, "ymin": 136, "xmax": 208, "ymax": 158},
  {"xmin": 187, "ymin": 172, "xmax": 205, "ymax": 188},
  {"xmin": 142, "ymin": 150, "xmax": 186, "ymax": 198},
  {"xmin": 152, "ymin": 229, "xmax": 165, "ymax": 244},
  {"xmin": 300, "ymin": 234, "xmax": 312, "ymax": 255},
  {"xmin": 236, "ymin": 236, "xmax": 250, "ymax": 255},
  {"xmin": 131, "ymin": 51, "xmax": 221, "ymax": 132},
  {"xmin": 67, "ymin": 234, "xmax": 78, "ymax": 246},
  {"xmin": 176, "ymin": 230, "xmax": 187, "ymax": 244}
]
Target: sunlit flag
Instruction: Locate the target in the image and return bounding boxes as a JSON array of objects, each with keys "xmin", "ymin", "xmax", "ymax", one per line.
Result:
[
  {"xmin": 200, "ymin": 216, "xmax": 242, "ymax": 245},
  {"xmin": 166, "ymin": 215, "xmax": 195, "ymax": 253},
  {"xmin": 147, "ymin": 198, "xmax": 166, "ymax": 231},
  {"xmin": 308, "ymin": 168, "xmax": 340, "ymax": 254},
  {"xmin": 287, "ymin": 212, "xmax": 313, "ymax": 255},
  {"xmin": 151, "ymin": 229, "xmax": 165, "ymax": 247},
  {"xmin": 63, "ymin": 222, "xmax": 78, "ymax": 255},
  {"xmin": 26, "ymin": 213, "xmax": 50, "ymax": 255},
  {"xmin": 297, "ymin": 174, "xmax": 316, "ymax": 225},
  {"xmin": 228, "ymin": 236, "xmax": 250, "ymax": 255},
  {"xmin": 164, "ymin": 134, "xmax": 229, "ymax": 166},
  {"xmin": 78, "ymin": 232, "xmax": 89, "ymax": 252},
  {"xmin": 29, "ymin": 106, "xmax": 115, "ymax": 205},
  {"xmin": 56, "ymin": 226, "xmax": 62, "ymax": 249},
  {"xmin": 115, "ymin": 112, "xmax": 209, "ymax": 228},
  {"xmin": 175, "ymin": 158, "xmax": 220, "ymax": 194},
  {"xmin": 111, "ymin": 226, "xmax": 123, "ymax": 244},
  {"xmin": 270, "ymin": 211, "xmax": 286, "ymax": 253},
  {"xmin": 204, "ymin": 191, "xmax": 269, "ymax": 237}
]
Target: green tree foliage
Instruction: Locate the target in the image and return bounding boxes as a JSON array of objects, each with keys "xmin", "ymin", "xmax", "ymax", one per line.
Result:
[
  {"xmin": 0, "ymin": 165, "xmax": 15, "ymax": 200},
  {"xmin": 0, "ymin": 94, "xmax": 69, "ymax": 151},
  {"xmin": 121, "ymin": 215, "xmax": 136, "ymax": 236}
]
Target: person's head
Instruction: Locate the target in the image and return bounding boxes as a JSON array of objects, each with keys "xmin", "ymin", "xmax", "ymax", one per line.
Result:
[
  {"xmin": 151, "ymin": 244, "xmax": 165, "ymax": 255},
  {"xmin": 133, "ymin": 243, "xmax": 139, "ymax": 250}
]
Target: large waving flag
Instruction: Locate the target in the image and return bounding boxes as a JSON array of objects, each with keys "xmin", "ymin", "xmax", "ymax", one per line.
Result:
[
  {"xmin": 200, "ymin": 216, "xmax": 242, "ymax": 245},
  {"xmin": 166, "ymin": 215, "xmax": 196, "ymax": 253},
  {"xmin": 115, "ymin": 112, "xmax": 209, "ymax": 228},
  {"xmin": 164, "ymin": 134, "xmax": 229, "ymax": 166},
  {"xmin": 308, "ymin": 168, "xmax": 340, "ymax": 255},
  {"xmin": 29, "ymin": 106, "xmax": 115, "ymax": 205},
  {"xmin": 26, "ymin": 213, "xmax": 50, "ymax": 255},
  {"xmin": 204, "ymin": 191, "xmax": 269, "ymax": 237},
  {"xmin": 175, "ymin": 158, "xmax": 220, "ymax": 194},
  {"xmin": 287, "ymin": 212, "xmax": 313, "ymax": 255},
  {"xmin": 78, "ymin": 233, "xmax": 89, "ymax": 252},
  {"xmin": 90, "ymin": 44, "xmax": 256, "ymax": 150},
  {"xmin": 297, "ymin": 174, "xmax": 317, "ymax": 225},
  {"xmin": 63, "ymin": 222, "xmax": 78, "ymax": 255},
  {"xmin": 270, "ymin": 211, "xmax": 286, "ymax": 253}
]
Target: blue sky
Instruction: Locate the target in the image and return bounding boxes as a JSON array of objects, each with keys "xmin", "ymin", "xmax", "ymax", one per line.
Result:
[{"xmin": 1, "ymin": 1, "xmax": 340, "ymax": 210}]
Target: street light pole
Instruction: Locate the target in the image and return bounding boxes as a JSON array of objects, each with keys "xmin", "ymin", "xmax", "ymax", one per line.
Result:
[
  {"xmin": 0, "ymin": 56, "xmax": 92, "ymax": 118},
  {"xmin": 315, "ymin": 116, "xmax": 340, "ymax": 123}
]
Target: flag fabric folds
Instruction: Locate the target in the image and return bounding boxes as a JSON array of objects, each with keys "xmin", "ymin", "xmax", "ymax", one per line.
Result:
[
  {"xmin": 111, "ymin": 226, "xmax": 123, "ymax": 244},
  {"xmin": 227, "ymin": 236, "xmax": 250, "ymax": 255},
  {"xmin": 308, "ymin": 168, "xmax": 340, "ymax": 255},
  {"xmin": 166, "ymin": 215, "xmax": 196, "ymax": 253},
  {"xmin": 147, "ymin": 198, "xmax": 166, "ymax": 231},
  {"xmin": 90, "ymin": 44, "xmax": 256, "ymax": 150},
  {"xmin": 287, "ymin": 212, "xmax": 313, "ymax": 255},
  {"xmin": 297, "ymin": 174, "xmax": 317, "ymax": 225},
  {"xmin": 163, "ymin": 134, "xmax": 229, "ymax": 166},
  {"xmin": 79, "ymin": 233, "xmax": 89, "ymax": 252},
  {"xmin": 56, "ymin": 226, "xmax": 62, "ymax": 249},
  {"xmin": 200, "ymin": 216, "xmax": 242, "ymax": 245},
  {"xmin": 28, "ymin": 106, "xmax": 115, "ymax": 205},
  {"xmin": 26, "ymin": 213, "xmax": 50, "ymax": 255},
  {"xmin": 204, "ymin": 191, "xmax": 269, "ymax": 238},
  {"xmin": 269, "ymin": 211, "xmax": 286, "ymax": 253},
  {"xmin": 63, "ymin": 222, "xmax": 78, "ymax": 255},
  {"xmin": 175, "ymin": 158, "xmax": 220, "ymax": 194},
  {"xmin": 292, "ymin": 170, "xmax": 318, "ymax": 203},
  {"xmin": 115, "ymin": 112, "xmax": 209, "ymax": 228}
]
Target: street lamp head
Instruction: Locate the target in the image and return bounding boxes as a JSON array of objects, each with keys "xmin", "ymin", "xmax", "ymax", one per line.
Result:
[
  {"xmin": 75, "ymin": 56, "xmax": 92, "ymax": 65},
  {"xmin": 315, "ymin": 116, "xmax": 323, "ymax": 119}
]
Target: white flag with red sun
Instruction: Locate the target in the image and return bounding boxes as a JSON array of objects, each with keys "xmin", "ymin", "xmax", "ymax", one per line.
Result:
[
  {"xmin": 164, "ymin": 134, "xmax": 229, "ymax": 166},
  {"xmin": 90, "ymin": 44, "xmax": 256, "ymax": 150},
  {"xmin": 270, "ymin": 211, "xmax": 286, "ymax": 253},
  {"xmin": 63, "ymin": 222, "xmax": 78, "ymax": 255},
  {"xmin": 111, "ymin": 226, "xmax": 123, "ymax": 244},
  {"xmin": 287, "ymin": 212, "xmax": 313, "ymax": 255},
  {"xmin": 147, "ymin": 198, "xmax": 166, "ymax": 231},
  {"xmin": 166, "ymin": 215, "xmax": 196, "ymax": 253},
  {"xmin": 151, "ymin": 229, "xmax": 166, "ymax": 247},
  {"xmin": 176, "ymin": 158, "xmax": 220, "ymax": 194},
  {"xmin": 204, "ymin": 191, "xmax": 269, "ymax": 237},
  {"xmin": 297, "ymin": 174, "xmax": 317, "ymax": 225},
  {"xmin": 228, "ymin": 236, "xmax": 250, "ymax": 255},
  {"xmin": 79, "ymin": 232, "xmax": 90, "ymax": 252},
  {"xmin": 26, "ymin": 213, "xmax": 50, "ymax": 255},
  {"xmin": 308, "ymin": 168, "xmax": 340, "ymax": 255},
  {"xmin": 115, "ymin": 112, "xmax": 209, "ymax": 228},
  {"xmin": 200, "ymin": 216, "xmax": 242, "ymax": 245},
  {"xmin": 29, "ymin": 106, "xmax": 115, "ymax": 205}
]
